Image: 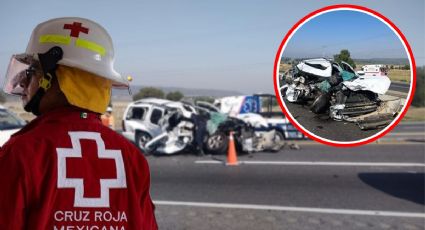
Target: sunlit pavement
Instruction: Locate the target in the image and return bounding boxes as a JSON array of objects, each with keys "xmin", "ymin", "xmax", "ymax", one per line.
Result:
[{"xmin": 147, "ymin": 142, "xmax": 425, "ymax": 230}]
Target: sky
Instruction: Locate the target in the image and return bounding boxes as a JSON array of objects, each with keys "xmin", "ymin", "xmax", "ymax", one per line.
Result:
[
  {"xmin": 283, "ymin": 10, "xmax": 406, "ymax": 59},
  {"xmin": 0, "ymin": 0, "xmax": 424, "ymax": 94}
]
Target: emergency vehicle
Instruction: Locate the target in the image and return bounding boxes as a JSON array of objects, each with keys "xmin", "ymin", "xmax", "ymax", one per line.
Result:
[{"xmin": 361, "ymin": 64, "xmax": 388, "ymax": 76}]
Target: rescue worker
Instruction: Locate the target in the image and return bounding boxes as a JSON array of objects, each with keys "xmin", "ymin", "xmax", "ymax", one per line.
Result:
[
  {"xmin": 0, "ymin": 17, "xmax": 158, "ymax": 229},
  {"xmin": 101, "ymin": 106, "xmax": 115, "ymax": 130},
  {"xmin": 191, "ymin": 112, "xmax": 209, "ymax": 155}
]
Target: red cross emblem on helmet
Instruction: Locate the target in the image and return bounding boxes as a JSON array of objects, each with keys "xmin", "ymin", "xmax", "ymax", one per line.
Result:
[{"xmin": 63, "ymin": 22, "xmax": 89, "ymax": 38}]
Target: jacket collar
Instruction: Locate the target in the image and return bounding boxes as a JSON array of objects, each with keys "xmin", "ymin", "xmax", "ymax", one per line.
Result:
[{"xmin": 12, "ymin": 106, "xmax": 101, "ymax": 137}]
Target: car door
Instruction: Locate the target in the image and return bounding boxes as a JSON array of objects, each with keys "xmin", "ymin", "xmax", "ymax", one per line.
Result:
[
  {"xmin": 145, "ymin": 106, "xmax": 165, "ymax": 138},
  {"xmin": 341, "ymin": 61, "xmax": 357, "ymax": 75}
]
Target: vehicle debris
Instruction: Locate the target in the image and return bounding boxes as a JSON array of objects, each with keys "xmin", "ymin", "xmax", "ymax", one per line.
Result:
[
  {"xmin": 281, "ymin": 58, "xmax": 403, "ymax": 130},
  {"xmin": 121, "ymin": 95, "xmax": 301, "ymax": 155}
]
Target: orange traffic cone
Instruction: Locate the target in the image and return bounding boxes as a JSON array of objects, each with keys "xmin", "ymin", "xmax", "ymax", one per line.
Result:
[{"xmin": 226, "ymin": 131, "xmax": 238, "ymax": 166}]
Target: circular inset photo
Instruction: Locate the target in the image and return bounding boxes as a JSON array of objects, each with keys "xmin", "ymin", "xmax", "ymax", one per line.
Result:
[{"xmin": 274, "ymin": 5, "xmax": 416, "ymax": 146}]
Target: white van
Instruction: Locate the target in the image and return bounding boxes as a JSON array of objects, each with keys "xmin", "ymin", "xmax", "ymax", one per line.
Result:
[{"xmin": 361, "ymin": 64, "xmax": 388, "ymax": 76}]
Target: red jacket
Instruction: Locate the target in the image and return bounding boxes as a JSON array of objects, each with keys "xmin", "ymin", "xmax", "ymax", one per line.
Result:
[{"xmin": 0, "ymin": 107, "xmax": 157, "ymax": 229}]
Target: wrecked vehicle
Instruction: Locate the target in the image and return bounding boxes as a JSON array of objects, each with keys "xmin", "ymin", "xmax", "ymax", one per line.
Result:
[
  {"xmin": 212, "ymin": 94, "xmax": 305, "ymax": 140},
  {"xmin": 121, "ymin": 98, "xmax": 198, "ymax": 154},
  {"xmin": 281, "ymin": 58, "xmax": 402, "ymax": 129},
  {"xmin": 123, "ymin": 95, "xmax": 295, "ymax": 155},
  {"xmin": 235, "ymin": 113, "xmax": 285, "ymax": 152},
  {"xmin": 122, "ymin": 98, "xmax": 252, "ymax": 155},
  {"xmin": 202, "ymin": 110, "xmax": 253, "ymax": 154},
  {"xmin": 197, "ymin": 105, "xmax": 284, "ymax": 154},
  {"xmin": 144, "ymin": 108, "xmax": 197, "ymax": 155},
  {"xmin": 204, "ymin": 112, "xmax": 284, "ymax": 154},
  {"xmin": 201, "ymin": 94, "xmax": 299, "ymax": 153}
]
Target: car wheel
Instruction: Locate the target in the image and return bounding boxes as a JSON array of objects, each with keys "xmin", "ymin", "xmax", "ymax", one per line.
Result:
[
  {"xmin": 136, "ymin": 132, "xmax": 152, "ymax": 155},
  {"xmin": 205, "ymin": 132, "xmax": 228, "ymax": 155},
  {"xmin": 270, "ymin": 131, "xmax": 284, "ymax": 152},
  {"xmin": 311, "ymin": 93, "xmax": 330, "ymax": 114}
]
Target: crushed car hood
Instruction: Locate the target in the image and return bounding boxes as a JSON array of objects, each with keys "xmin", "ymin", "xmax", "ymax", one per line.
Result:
[
  {"xmin": 343, "ymin": 75, "xmax": 391, "ymax": 95},
  {"xmin": 296, "ymin": 58, "xmax": 334, "ymax": 77}
]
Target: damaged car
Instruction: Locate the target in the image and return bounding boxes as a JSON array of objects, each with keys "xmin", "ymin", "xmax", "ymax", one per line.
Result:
[
  {"xmin": 281, "ymin": 58, "xmax": 402, "ymax": 130},
  {"xmin": 123, "ymin": 96, "xmax": 292, "ymax": 155},
  {"xmin": 122, "ymin": 98, "xmax": 253, "ymax": 155},
  {"xmin": 121, "ymin": 98, "xmax": 197, "ymax": 154},
  {"xmin": 202, "ymin": 94, "xmax": 294, "ymax": 154}
]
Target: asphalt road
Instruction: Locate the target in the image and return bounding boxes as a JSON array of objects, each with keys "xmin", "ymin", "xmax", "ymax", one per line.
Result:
[
  {"xmin": 392, "ymin": 122, "xmax": 425, "ymax": 133},
  {"xmin": 385, "ymin": 122, "xmax": 425, "ymax": 141},
  {"xmin": 390, "ymin": 81, "xmax": 410, "ymax": 93},
  {"xmin": 283, "ymin": 99, "xmax": 384, "ymax": 142},
  {"xmin": 278, "ymin": 80, "xmax": 411, "ymax": 142},
  {"xmin": 147, "ymin": 143, "xmax": 425, "ymax": 230}
]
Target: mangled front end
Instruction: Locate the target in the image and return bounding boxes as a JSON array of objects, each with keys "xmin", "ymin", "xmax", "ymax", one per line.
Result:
[
  {"xmin": 282, "ymin": 58, "xmax": 403, "ymax": 130},
  {"xmin": 344, "ymin": 95, "xmax": 404, "ymax": 130}
]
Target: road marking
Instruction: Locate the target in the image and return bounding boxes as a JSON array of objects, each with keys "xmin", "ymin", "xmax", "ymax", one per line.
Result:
[
  {"xmin": 154, "ymin": 200, "xmax": 425, "ymax": 218},
  {"xmin": 387, "ymin": 132, "xmax": 425, "ymax": 136},
  {"xmin": 195, "ymin": 160, "xmax": 425, "ymax": 167}
]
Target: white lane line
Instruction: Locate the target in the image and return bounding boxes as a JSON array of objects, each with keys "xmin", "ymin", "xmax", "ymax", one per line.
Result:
[
  {"xmin": 154, "ymin": 200, "xmax": 425, "ymax": 218},
  {"xmin": 387, "ymin": 132, "xmax": 425, "ymax": 136},
  {"xmin": 195, "ymin": 160, "xmax": 425, "ymax": 167}
]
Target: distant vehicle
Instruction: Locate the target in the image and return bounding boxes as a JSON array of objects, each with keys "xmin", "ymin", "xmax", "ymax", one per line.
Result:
[
  {"xmin": 361, "ymin": 64, "xmax": 388, "ymax": 76},
  {"xmin": 0, "ymin": 105, "xmax": 27, "ymax": 146}
]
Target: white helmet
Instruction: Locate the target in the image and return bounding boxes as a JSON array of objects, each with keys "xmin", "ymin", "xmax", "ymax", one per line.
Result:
[
  {"xmin": 3, "ymin": 17, "xmax": 128, "ymax": 95},
  {"xmin": 28, "ymin": 17, "xmax": 127, "ymax": 87}
]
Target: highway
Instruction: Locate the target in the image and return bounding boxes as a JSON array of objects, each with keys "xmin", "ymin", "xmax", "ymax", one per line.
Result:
[
  {"xmin": 281, "ymin": 98, "xmax": 422, "ymax": 142},
  {"xmin": 283, "ymin": 99, "xmax": 385, "ymax": 142},
  {"xmin": 148, "ymin": 142, "xmax": 425, "ymax": 230},
  {"xmin": 278, "ymin": 79, "xmax": 412, "ymax": 142},
  {"xmin": 389, "ymin": 81, "xmax": 410, "ymax": 93},
  {"xmin": 384, "ymin": 121, "xmax": 425, "ymax": 141}
]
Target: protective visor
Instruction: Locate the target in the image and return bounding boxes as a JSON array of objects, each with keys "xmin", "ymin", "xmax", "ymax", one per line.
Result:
[{"xmin": 3, "ymin": 54, "xmax": 40, "ymax": 96}]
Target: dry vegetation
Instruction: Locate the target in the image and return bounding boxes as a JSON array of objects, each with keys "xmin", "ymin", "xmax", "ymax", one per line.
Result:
[
  {"xmin": 387, "ymin": 69, "xmax": 411, "ymax": 83},
  {"xmin": 279, "ymin": 63, "xmax": 292, "ymax": 73}
]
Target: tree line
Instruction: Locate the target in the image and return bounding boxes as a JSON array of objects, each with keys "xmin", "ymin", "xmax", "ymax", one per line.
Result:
[{"xmin": 132, "ymin": 87, "xmax": 184, "ymax": 101}]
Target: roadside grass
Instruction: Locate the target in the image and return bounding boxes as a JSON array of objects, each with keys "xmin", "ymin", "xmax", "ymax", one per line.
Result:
[
  {"xmin": 388, "ymin": 69, "xmax": 411, "ymax": 83},
  {"xmin": 279, "ymin": 63, "xmax": 291, "ymax": 73}
]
